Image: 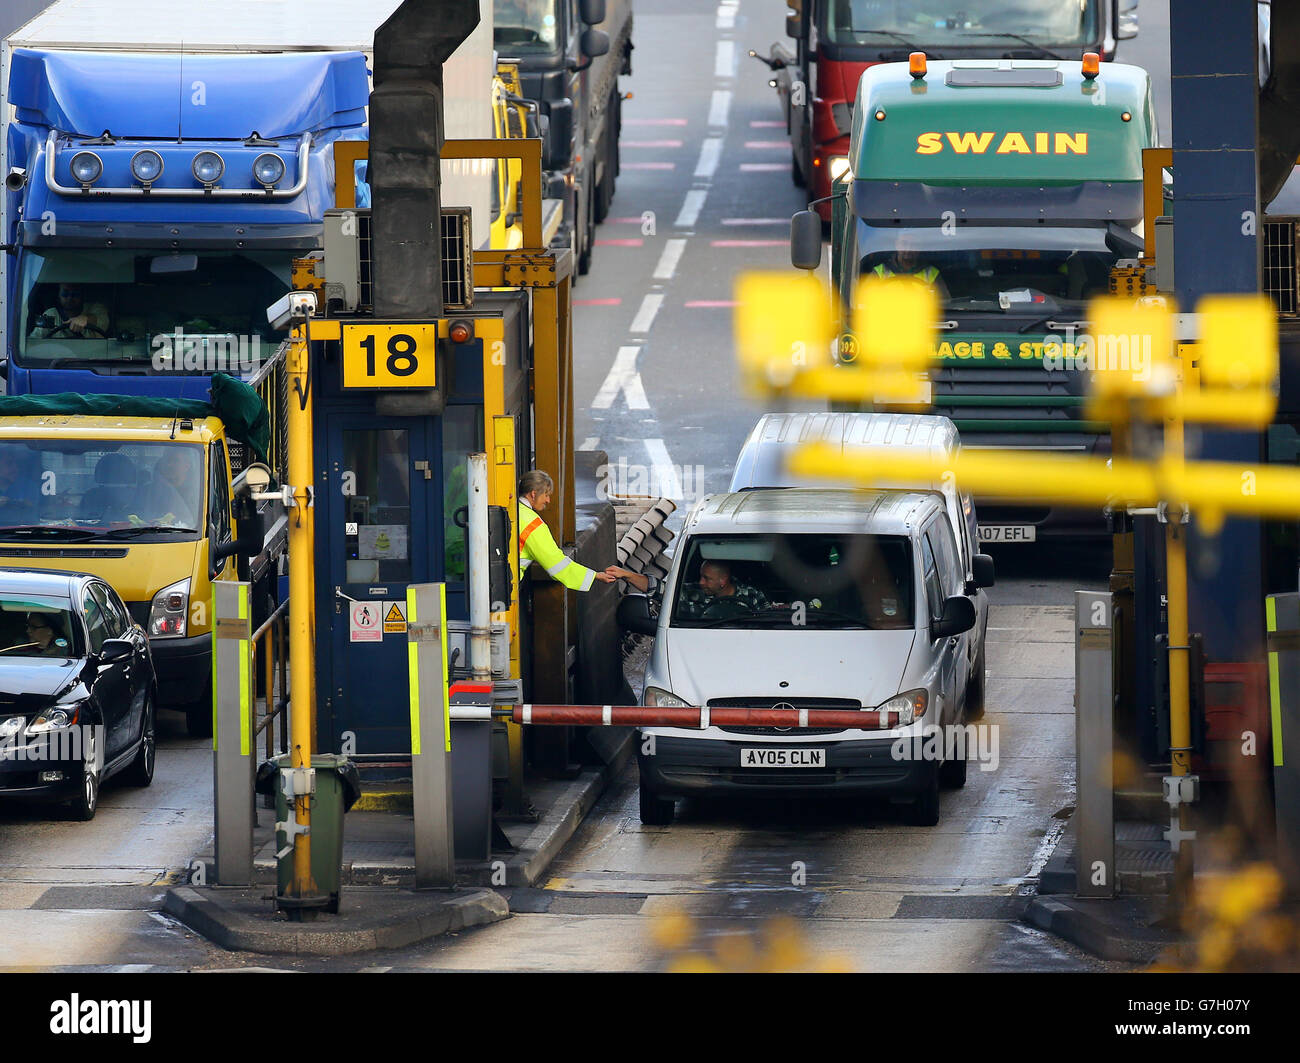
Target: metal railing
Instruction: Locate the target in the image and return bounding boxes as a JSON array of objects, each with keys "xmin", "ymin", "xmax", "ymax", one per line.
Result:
[{"xmin": 250, "ymin": 598, "xmax": 290, "ymax": 760}]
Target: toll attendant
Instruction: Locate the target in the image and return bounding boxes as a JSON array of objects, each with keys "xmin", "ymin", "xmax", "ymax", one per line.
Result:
[{"xmin": 518, "ymin": 470, "xmax": 617, "ymax": 591}]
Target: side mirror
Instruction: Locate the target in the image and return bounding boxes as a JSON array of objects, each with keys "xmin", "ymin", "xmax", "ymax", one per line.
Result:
[
  {"xmin": 617, "ymin": 594, "xmax": 659, "ymax": 637},
  {"xmin": 972, "ymin": 553, "xmax": 995, "ymax": 589},
  {"xmin": 932, "ymin": 595, "xmax": 976, "ymax": 639},
  {"xmin": 786, "ymin": 0, "xmax": 804, "ymax": 37},
  {"xmin": 579, "ymin": 0, "xmax": 606, "ymax": 25},
  {"xmin": 790, "ymin": 210, "xmax": 822, "ymax": 270},
  {"xmin": 580, "ymin": 28, "xmax": 610, "ymax": 58},
  {"xmin": 546, "ymin": 100, "xmax": 574, "ymax": 170},
  {"xmin": 1116, "ymin": 0, "xmax": 1139, "ymax": 40},
  {"xmin": 0, "ymin": 357, "xmax": 8, "ymax": 381},
  {"xmin": 98, "ymin": 638, "xmax": 133, "ymax": 664}
]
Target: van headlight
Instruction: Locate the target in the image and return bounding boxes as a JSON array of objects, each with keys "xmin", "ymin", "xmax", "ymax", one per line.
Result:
[
  {"xmin": 149, "ymin": 578, "xmax": 190, "ymax": 638},
  {"xmin": 828, "ymin": 155, "xmax": 851, "ymax": 181},
  {"xmin": 875, "ymin": 689, "xmax": 928, "ymax": 726},
  {"xmin": 645, "ymin": 687, "xmax": 691, "ymax": 708}
]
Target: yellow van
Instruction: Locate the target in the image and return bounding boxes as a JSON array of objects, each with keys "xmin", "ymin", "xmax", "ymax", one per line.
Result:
[{"xmin": 0, "ymin": 414, "xmax": 274, "ymax": 735}]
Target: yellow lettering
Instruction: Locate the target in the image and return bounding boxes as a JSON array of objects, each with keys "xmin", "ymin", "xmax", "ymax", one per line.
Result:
[
  {"xmin": 946, "ymin": 131, "xmax": 995, "ymax": 154},
  {"xmin": 996, "ymin": 132, "xmax": 1031, "ymax": 154},
  {"xmin": 936, "ymin": 342, "xmax": 954, "ymax": 358},
  {"xmin": 1035, "ymin": 132, "xmax": 1049, "ymax": 153},
  {"xmin": 1055, "ymin": 132, "xmax": 1088, "ymax": 154},
  {"xmin": 954, "ymin": 341, "xmax": 970, "ymax": 358},
  {"xmin": 972, "ymin": 342, "xmax": 985, "ymax": 358},
  {"xmin": 916, "ymin": 131, "xmax": 943, "ymax": 154},
  {"xmin": 991, "ymin": 342, "xmax": 1011, "ymax": 359}
]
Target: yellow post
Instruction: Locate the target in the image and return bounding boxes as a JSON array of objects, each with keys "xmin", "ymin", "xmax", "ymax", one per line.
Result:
[
  {"xmin": 286, "ymin": 325, "xmax": 317, "ymax": 901},
  {"xmin": 1166, "ymin": 347, "xmax": 1194, "ymax": 903}
]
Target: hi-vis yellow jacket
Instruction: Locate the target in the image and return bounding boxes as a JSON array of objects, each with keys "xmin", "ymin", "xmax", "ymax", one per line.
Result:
[{"xmin": 518, "ymin": 500, "xmax": 597, "ymax": 592}]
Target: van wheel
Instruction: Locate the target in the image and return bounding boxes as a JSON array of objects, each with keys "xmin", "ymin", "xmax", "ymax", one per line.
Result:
[
  {"xmin": 939, "ymin": 744, "xmax": 968, "ymax": 789},
  {"xmin": 906, "ymin": 765, "xmax": 941, "ymax": 826},
  {"xmin": 965, "ymin": 647, "xmax": 987, "ymax": 722},
  {"xmin": 638, "ymin": 765, "xmax": 675, "ymax": 825}
]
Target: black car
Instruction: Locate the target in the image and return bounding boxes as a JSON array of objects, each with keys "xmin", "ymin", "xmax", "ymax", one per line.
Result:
[{"xmin": 0, "ymin": 570, "xmax": 156, "ymax": 819}]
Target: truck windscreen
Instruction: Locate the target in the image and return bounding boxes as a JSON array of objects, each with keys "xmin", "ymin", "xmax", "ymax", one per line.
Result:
[
  {"xmin": 494, "ymin": 0, "xmax": 560, "ymax": 52},
  {"xmin": 0, "ymin": 440, "xmax": 204, "ymax": 541},
  {"xmin": 821, "ymin": 0, "xmax": 1098, "ymax": 49},
  {"xmin": 16, "ymin": 250, "xmax": 289, "ymax": 373},
  {"xmin": 857, "ymin": 229, "xmax": 1121, "ymax": 317}
]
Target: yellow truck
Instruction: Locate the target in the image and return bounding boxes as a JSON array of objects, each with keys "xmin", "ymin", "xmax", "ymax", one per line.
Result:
[{"xmin": 0, "ymin": 398, "xmax": 283, "ymax": 736}]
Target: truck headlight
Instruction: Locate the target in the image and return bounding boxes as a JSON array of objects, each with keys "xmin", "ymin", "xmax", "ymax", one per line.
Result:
[
  {"xmin": 149, "ymin": 578, "xmax": 190, "ymax": 638},
  {"xmin": 644, "ymin": 687, "xmax": 691, "ymax": 708},
  {"xmin": 875, "ymin": 689, "xmax": 928, "ymax": 726},
  {"xmin": 191, "ymin": 151, "xmax": 224, "ymax": 184},
  {"xmin": 70, "ymin": 151, "xmax": 103, "ymax": 185},
  {"xmin": 130, "ymin": 149, "xmax": 164, "ymax": 185},
  {"xmin": 828, "ymin": 156, "xmax": 851, "ymax": 182},
  {"xmin": 253, "ymin": 153, "xmax": 285, "ymax": 187}
]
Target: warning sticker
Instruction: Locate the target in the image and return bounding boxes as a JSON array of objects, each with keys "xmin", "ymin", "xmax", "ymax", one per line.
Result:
[
  {"xmin": 349, "ymin": 601, "xmax": 383, "ymax": 643},
  {"xmin": 382, "ymin": 600, "xmax": 408, "ymax": 634}
]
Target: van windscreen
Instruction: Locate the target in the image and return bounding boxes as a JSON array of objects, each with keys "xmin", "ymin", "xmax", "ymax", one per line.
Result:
[{"xmin": 670, "ymin": 534, "xmax": 914, "ymax": 629}]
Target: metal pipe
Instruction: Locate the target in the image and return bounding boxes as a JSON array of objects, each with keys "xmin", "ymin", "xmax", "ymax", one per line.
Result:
[{"xmin": 468, "ymin": 452, "xmax": 492, "ymax": 682}]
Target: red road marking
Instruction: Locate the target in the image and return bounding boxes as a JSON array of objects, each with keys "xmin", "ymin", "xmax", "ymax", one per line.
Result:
[
  {"xmin": 738, "ymin": 163, "xmax": 788, "ymax": 172},
  {"xmin": 749, "ymin": 120, "xmax": 784, "ymax": 127},
  {"xmin": 574, "ymin": 297, "xmax": 624, "ymax": 306},
  {"xmin": 709, "ymin": 239, "xmax": 788, "ymax": 247},
  {"xmin": 744, "ymin": 140, "xmax": 788, "ymax": 149},
  {"xmin": 626, "ymin": 118, "xmax": 688, "ymax": 125},
  {"xmin": 623, "ymin": 139, "xmax": 684, "ymax": 148},
  {"xmin": 607, "ymin": 217, "xmax": 647, "ymax": 225},
  {"xmin": 623, "ymin": 162, "xmax": 676, "ymax": 170},
  {"xmin": 594, "ymin": 238, "xmax": 644, "ymax": 246},
  {"xmin": 721, "ymin": 218, "xmax": 789, "ymax": 225},
  {"xmin": 684, "ymin": 300, "xmax": 739, "ymax": 308}
]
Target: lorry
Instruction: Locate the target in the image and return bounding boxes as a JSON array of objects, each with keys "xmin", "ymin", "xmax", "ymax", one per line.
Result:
[
  {"xmin": 791, "ymin": 54, "xmax": 1158, "ymax": 541},
  {"xmin": 1, "ymin": 0, "xmax": 495, "ymax": 400},
  {"xmin": 494, "ymin": 0, "xmax": 632, "ymax": 274},
  {"xmin": 753, "ymin": 0, "xmax": 1139, "ymax": 218},
  {"xmin": 0, "ymin": 382, "xmax": 283, "ymax": 736}
]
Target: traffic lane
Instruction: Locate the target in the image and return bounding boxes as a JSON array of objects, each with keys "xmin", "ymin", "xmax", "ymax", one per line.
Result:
[{"xmin": 393, "ymin": 600, "xmax": 1099, "ymax": 972}]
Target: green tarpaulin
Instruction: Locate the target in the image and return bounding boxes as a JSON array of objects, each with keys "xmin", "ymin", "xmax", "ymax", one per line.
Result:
[{"xmin": 0, "ymin": 373, "xmax": 271, "ymax": 465}]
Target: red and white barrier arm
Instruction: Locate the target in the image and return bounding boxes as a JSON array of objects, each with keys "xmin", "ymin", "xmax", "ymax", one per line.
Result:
[{"xmin": 446, "ymin": 704, "xmax": 899, "ymax": 730}]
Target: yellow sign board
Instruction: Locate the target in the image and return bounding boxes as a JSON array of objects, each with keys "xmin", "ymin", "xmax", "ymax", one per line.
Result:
[{"xmin": 341, "ymin": 323, "xmax": 438, "ymax": 389}]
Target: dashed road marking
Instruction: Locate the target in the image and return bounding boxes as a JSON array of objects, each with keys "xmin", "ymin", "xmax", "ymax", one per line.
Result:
[
  {"xmin": 714, "ymin": 39, "xmax": 735, "ymax": 78},
  {"xmin": 739, "ymin": 162, "xmax": 788, "ymax": 172},
  {"xmin": 707, "ymin": 89, "xmax": 733, "ymax": 128},
  {"xmin": 750, "ymin": 119, "xmax": 784, "ymax": 127},
  {"xmin": 592, "ymin": 346, "xmax": 650, "ymax": 410},
  {"xmin": 744, "ymin": 140, "xmax": 789, "ymax": 150},
  {"xmin": 623, "ymin": 139, "xmax": 684, "ymax": 148},
  {"xmin": 722, "ymin": 217, "xmax": 789, "ymax": 226},
  {"xmin": 653, "ymin": 238, "xmax": 687, "ymax": 280},
  {"xmin": 594, "ymin": 238, "xmax": 644, "ymax": 246},
  {"xmin": 684, "ymin": 300, "xmax": 739, "ymax": 308},
  {"xmin": 629, "ymin": 293, "xmax": 664, "ymax": 334},
  {"xmin": 694, "ymin": 137, "xmax": 723, "ymax": 178},
  {"xmin": 574, "ymin": 297, "xmax": 623, "ymax": 307},
  {"xmin": 625, "ymin": 117, "xmax": 687, "ymax": 126},
  {"xmin": 675, "ymin": 189, "xmax": 708, "ymax": 228},
  {"xmin": 710, "ymin": 239, "xmax": 788, "ymax": 247},
  {"xmin": 623, "ymin": 162, "xmax": 675, "ymax": 170}
]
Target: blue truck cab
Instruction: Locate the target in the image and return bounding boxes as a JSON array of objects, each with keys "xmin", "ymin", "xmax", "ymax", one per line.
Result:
[{"xmin": 3, "ymin": 48, "xmax": 369, "ymax": 397}]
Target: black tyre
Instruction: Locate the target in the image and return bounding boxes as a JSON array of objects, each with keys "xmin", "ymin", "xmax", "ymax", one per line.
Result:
[
  {"xmin": 792, "ymin": 150, "xmax": 805, "ymax": 188},
  {"xmin": 577, "ymin": 185, "xmax": 594, "ymax": 276},
  {"xmin": 185, "ymin": 689, "xmax": 213, "ymax": 739},
  {"xmin": 965, "ymin": 646, "xmax": 987, "ymax": 722},
  {"xmin": 939, "ymin": 741, "xmax": 968, "ymax": 789},
  {"xmin": 905, "ymin": 765, "xmax": 941, "ymax": 826},
  {"xmin": 638, "ymin": 764, "xmax": 675, "ymax": 825},
  {"xmin": 68, "ymin": 731, "xmax": 100, "ymax": 821},
  {"xmin": 123, "ymin": 693, "xmax": 156, "ymax": 788}
]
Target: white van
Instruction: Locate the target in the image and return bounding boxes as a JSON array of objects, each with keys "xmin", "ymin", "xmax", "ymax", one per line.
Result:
[{"xmin": 618, "ymin": 488, "xmax": 992, "ymax": 827}]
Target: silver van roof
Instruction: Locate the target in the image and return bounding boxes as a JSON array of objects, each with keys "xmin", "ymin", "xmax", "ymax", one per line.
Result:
[{"xmin": 729, "ymin": 412, "xmax": 961, "ymax": 491}]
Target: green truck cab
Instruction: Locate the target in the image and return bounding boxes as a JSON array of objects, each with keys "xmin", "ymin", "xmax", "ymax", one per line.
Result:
[
  {"xmin": 0, "ymin": 405, "xmax": 282, "ymax": 735},
  {"xmin": 816, "ymin": 56, "xmax": 1157, "ymax": 541}
]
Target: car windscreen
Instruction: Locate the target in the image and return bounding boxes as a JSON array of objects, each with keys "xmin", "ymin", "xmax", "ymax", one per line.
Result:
[
  {"xmin": 669, "ymin": 533, "xmax": 914, "ymax": 630},
  {"xmin": 0, "ymin": 595, "xmax": 81, "ymax": 659},
  {"xmin": 494, "ymin": 0, "xmax": 560, "ymax": 52},
  {"xmin": 820, "ymin": 0, "xmax": 1098, "ymax": 49},
  {"xmin": 0, "ymin": 439, "xmax": 204, "ymax": 542}
]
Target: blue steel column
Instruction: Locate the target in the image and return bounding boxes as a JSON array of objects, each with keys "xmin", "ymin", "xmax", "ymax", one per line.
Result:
[{"xmin": 1170, "ymin": 2, "xmax": 1263, "ymax": 662}]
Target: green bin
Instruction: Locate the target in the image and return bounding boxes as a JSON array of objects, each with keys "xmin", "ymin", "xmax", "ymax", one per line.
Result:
[{"xmin": 259, "ymin": 754, "xmax": 360, "ymax": 914}]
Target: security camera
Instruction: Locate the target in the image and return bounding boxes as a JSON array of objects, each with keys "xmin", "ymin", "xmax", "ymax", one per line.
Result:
[
  {"xmin": 5, "ymin": 168, "xmax": 27, "ymax": 192},
  {"xmin": 266, "ymin": 290, "xmax": 318, "ymax": 331}
]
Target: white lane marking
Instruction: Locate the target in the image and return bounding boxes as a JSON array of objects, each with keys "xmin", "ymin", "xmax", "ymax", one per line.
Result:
[
  {"xmin": 715, "ymin": 40, "xmax": 735, "ymax": 78},
  {"xmin": 653, "ymin": 238, "xmax": 687, "ymax": 280},
  {"xmin": 592, "ymin": 346, "xmax": 651, "ymax": 410},
  {"xmin": 645, "ymin": 438, "xmax": 685, "ymax": 499},
  {"xmin": 629, "ymin": 292, "xmax": 664, "ymax": 334},
  {"xmin": 579, "ymin": 437, "xmax": 600, "ymax": 451},
  {"xmin": 707, "ymin": 89, "xmax": 732, "ymax": 128},
  {"xmin": 675, "ymin": 189, "xmax": 707, "ymax": 228},
  {"xmin": 716, "ymin": 0, "xmax": 738, "ymax": 30},
  {"xmin": 722, "ymin": 217, "xmax": 790, "ymax": 226},
  {"xmin": 694, "ymin": 137, "xmax": 723, "ymax": 178}
]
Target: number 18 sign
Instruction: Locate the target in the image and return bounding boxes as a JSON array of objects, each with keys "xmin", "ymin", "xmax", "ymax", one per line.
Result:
[{"xmin": 341, "ymin": 322, "xmax": 438, "ymax": 389}]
